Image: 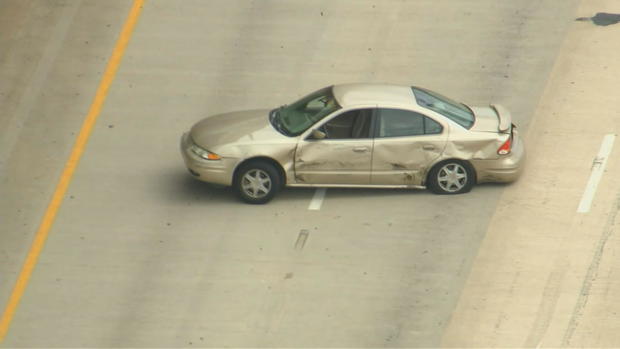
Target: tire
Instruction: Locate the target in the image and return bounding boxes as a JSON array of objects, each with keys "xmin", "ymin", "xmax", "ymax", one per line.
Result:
[
  {"xmin": 234, "ymin": 161, "xmax": 281, "ymax": 204},
  {"xmin": 427, "ymin": 160, "xmax": 475, "ymax": 195}
]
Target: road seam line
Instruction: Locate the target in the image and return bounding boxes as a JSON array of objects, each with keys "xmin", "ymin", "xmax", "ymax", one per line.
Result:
[
  {"xmin": 577, "ymin": 134, "xmax": 616, "ymax": 213},
  {"xmin": 308, "ymin": 188, "xmax": 327, "ymax": 210},
  {"xmin": 0, "ymin": 0, "xmax": 145, "ymax": 343}
]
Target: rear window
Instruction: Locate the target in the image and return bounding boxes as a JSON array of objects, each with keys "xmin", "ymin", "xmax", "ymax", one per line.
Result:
[{"xmin": 411, "ymin": 87, "xmax": 474, "ymax": 129}]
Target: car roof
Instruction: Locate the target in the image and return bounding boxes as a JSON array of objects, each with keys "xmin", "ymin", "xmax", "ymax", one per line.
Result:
[{"xmin": 332, "ymin": 83, "xmax": 416, "ymax": 108}]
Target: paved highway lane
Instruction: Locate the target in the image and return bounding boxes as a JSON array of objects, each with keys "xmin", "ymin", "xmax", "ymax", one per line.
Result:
[
  {"xmin": 0, "ymin": 0, "xmax": 133, "ymax": 341},
  {"xmin": 1, "ymin": 0, "xmax": 581, "ymax": 346}
]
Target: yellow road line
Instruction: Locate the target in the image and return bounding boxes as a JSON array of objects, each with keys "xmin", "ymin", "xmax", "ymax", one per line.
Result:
[{"xmin": 0, "ymin": 0, "xmax": 145, "ymax": 343}]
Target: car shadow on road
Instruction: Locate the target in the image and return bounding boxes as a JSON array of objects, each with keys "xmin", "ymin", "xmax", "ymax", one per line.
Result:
[
  {"xmin": 168, "ymin": 172, "xmax": 429, "ymax": 206},
  {"xmin": 166, "ymin": 167, "xmax": 513, "ymax": 206},
  {"xmin": 282, "ymin": 182, "xmax": 513, "ymax": 204},
  {"xmin": 474, "ymin": 182, "xmax": 512, "ymax": 191},
  {"xmin": 295, "ymin": 187, "xmax": 427, "ymax": 200},
  {"xmin": 165, "ymin": 169, "xmax": 238, "ymax": 205}
]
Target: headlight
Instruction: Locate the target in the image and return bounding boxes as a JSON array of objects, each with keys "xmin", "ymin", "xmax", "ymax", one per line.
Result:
[{"xmin": 189, "ymin": 144, "xmax": 221, "ymax": 160}]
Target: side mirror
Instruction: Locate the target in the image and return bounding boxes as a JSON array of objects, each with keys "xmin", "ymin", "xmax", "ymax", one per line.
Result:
[{"xmin": 311, "ymin": 129, "xmax": 326, "ymax": 140}]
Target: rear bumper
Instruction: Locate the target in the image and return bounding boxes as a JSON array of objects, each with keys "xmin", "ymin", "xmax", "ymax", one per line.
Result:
[
  {"xmin": 180, "ymin": 133, "xmax": 235, "ymax": 186},
  {"xmin": 471, "ymin": 131, "xmax": 526, "ymax": 183}
]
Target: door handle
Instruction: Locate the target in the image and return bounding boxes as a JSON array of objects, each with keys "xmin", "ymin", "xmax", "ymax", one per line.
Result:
[
  {"xmin": 422, "ymin": 145, "xmax": 435, "ymax": 151},
  {"xmin": 352, "ymin": 147, "xmax": 369, "ymax": 153}
]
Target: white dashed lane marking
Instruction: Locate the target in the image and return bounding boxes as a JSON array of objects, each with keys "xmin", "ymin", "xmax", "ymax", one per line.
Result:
[
  {"xmin": 308, "ymin": 188, "xmax": 327, "ymax": 210},
  {"xmin": 577, "ymin": 134, "xmax": 616, "ymax": 213}
]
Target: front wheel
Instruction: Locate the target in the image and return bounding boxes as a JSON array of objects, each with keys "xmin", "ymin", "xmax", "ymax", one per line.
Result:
[
  {"xmin": 427, "ymin": 160, "xmax": 475, "ymax": 195},
  {"xmin": 234, "ymin": 161, "xmax": 281, "ymax": 204}
]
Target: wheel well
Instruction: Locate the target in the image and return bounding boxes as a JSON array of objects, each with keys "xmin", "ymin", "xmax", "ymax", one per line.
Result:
[
  {"xmin": 233, "ymin": 157, "xmax": 287, "ymax": 186},
  {"xmin": 424, "ymin": 158, "xmax": 477, "ymax": 185}
]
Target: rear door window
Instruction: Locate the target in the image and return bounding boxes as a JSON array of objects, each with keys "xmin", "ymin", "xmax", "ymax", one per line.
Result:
[
  {"xmin": 377, "ymin": 108, "xmax": 443, "ymax": 138},
  {"xmin": 411, "ymin": 87, "xmax": 474, "ymax": 129}
]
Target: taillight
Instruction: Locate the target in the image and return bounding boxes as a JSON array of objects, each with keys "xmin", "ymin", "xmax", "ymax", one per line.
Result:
[{"xmin": 497, "ymin": 137, "xmax": 512, "ymax": 155}]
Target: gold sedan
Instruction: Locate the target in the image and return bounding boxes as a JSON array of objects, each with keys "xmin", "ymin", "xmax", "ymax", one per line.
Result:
[{"xmin": 181, "ymin": 84, "xmax": 525, "ymax": 204}]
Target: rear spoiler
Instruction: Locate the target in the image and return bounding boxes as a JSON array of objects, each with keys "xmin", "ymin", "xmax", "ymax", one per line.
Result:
[{"xmin": 490, "ymin": 104, "xmax": 512, "ymax": 132}]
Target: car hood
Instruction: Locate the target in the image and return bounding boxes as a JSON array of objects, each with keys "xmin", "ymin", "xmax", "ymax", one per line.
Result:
[{"xmin": 190, "ymin": 109, "xmax": 286, "ymax": 149}]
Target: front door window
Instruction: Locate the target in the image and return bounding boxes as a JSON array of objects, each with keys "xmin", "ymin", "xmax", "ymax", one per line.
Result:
[
  {"xmin": 294, "ymin": 108, "xmax": 375, "ymax": 185},
  {"xmin": 320, "ymin": 109, "xmax": 372, "ymax": 139}
]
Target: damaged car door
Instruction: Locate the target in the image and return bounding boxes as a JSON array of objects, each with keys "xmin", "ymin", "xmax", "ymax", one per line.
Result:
[
  {"xmin": 294, "ymin": 108, "xmax": 374, "ymax": 184},
  {"xmin": 371, "ymin": 108, "xmax": 447, "ymax": 185}
]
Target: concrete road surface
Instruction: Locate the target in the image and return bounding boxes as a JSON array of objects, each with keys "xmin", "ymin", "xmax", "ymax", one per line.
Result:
[{"xmin": 3, "ymin": 0, "xmax": 619, "ymax": 347}]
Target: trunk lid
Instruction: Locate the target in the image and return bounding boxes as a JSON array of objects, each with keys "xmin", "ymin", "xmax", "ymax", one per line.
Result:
[{"xmin": 469, "ymin": 104, "xmax": 512, "ymax": 133}]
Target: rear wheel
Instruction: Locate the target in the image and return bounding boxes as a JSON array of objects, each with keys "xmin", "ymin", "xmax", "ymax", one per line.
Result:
[
  {"xmin": 427, "ymin": 160, "xmax": 475, "ymax": 195},
  {"xmin": 234, "ymin": 161, "xmax": 281, "ymax": 204}
]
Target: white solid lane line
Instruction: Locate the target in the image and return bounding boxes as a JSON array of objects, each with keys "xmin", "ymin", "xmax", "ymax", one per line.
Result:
[
  {"xmin": 577, "ymin": 134, "xmax": 616, "ymax": 213},
  {"xmin": 308, "ymin": 188, "xmax": 327, "ymax": 210}
]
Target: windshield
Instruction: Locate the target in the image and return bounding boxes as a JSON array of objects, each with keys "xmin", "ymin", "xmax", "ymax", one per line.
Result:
[
  {"xmin": 272, "ymin": 86, "xmax": 341, "ymax": 136},
  {"xmin": 412, "ymin": 87, "xmax": 475, "ymax": 129}
]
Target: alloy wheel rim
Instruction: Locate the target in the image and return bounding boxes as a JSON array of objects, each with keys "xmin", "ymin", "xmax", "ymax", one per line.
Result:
[
  {"xmin": 241, "ymin": 169, "xmax": 272, "ymax": 199},
  {"xmin": 437, "ymin": 163, "xmax": 467, "ymax": 192}
]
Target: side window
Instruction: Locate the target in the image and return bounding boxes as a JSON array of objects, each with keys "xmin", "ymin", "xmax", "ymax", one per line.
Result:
[
  {"xmin": 425, "ymin": 117, "xmax": 443, "ymax": 134},
  {"xmin": 378, "ymin": 108, "xmax": 443, "ymax": 137},
  {"xmin": 320, "ymin": 109, "xmax": 372, "ymax": 139}
]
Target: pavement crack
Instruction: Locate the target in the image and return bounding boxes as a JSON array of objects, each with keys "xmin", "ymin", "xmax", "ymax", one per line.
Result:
[{"xmin": 562, "ymin": 192, "xmax": 620, "ymax": 346}]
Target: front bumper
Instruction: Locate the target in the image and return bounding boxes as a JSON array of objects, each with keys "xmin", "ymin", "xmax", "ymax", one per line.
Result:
[
  {"xmin": 180, "ymin": 133, "xmax": 235, "ymax": 186},
  {"xmin": 471, "ymin": 130, "xmax": 526, "ymax": 183}
]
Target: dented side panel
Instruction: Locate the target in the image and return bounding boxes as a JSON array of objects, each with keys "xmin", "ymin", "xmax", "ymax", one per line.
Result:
[
  {"xmin": 371, "ymin": 134, "xmax": 447, "ymax": 185},
  {"xmin": 294, "ymin": 139, "xmax": 372, "ymax": 184},
  {"xmin": 222, "ymin": 142, "xmax": 297, "ymax": 185},
  {"xmin": 442, "ymin": 131, "xmax": 505, "ymax": 161}
]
